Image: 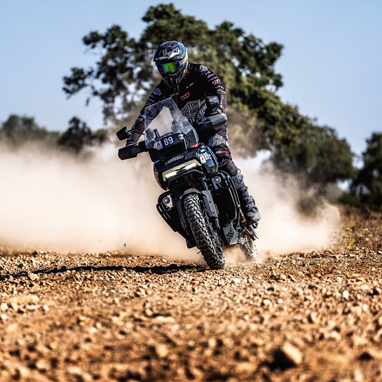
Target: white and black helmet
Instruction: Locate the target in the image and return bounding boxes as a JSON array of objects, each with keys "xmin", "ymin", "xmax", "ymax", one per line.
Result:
[{"xmin": 153, "ymin": 41, "xmax": 188, "ymax": 88}]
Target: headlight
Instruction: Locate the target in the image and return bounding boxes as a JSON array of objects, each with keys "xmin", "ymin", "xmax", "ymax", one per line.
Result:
[{"xmin": 162, "ymin": 159, "xmax": 201, "ymax": 181}]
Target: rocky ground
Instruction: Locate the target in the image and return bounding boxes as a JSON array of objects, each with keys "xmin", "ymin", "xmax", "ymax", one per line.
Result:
[{"xmin": 1, "ymin": 210, "xmax": 382, "ymax": 382}]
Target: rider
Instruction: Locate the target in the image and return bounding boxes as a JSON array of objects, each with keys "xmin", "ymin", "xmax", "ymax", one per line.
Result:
[{"xmin": 127, "ymin": 41, "xmax": 261, "ymax": 225}]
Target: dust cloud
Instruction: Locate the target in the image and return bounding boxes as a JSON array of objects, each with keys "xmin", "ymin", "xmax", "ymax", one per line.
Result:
[
  {"xmin": 237, "ymin": 158, "xmax": 341, "ymax": 261},
  {"xmin": 0, "ymin": 144, "xmax": 340, "ymax": 262}
]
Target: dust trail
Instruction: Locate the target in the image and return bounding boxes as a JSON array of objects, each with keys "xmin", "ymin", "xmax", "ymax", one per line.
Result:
[
  {"xmin": 0, "ymin": 144, "xmax": 340, "ymax": 261},
  {"xmin": 0, "ymin": 143, "xmax": 199, "ymax": 260},
  {"xmin": 236, "ymin": 158, "xmax": 341, "ymax": 262}
]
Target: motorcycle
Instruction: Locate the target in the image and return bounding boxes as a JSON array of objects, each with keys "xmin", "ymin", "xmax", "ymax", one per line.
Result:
[{"xmin": 117, "ymin": 96, "xmax": 258, "ymax": 269}]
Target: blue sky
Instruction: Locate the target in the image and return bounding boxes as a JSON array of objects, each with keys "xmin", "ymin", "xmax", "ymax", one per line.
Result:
[{"xmin": 1, "ymin": 0, "xmax": 381, "ymax": 156}]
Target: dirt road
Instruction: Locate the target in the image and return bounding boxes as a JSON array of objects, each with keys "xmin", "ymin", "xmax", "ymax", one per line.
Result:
[{"xmin": 1, "ymin": 212, "xmax": 382, "ymax": 381}]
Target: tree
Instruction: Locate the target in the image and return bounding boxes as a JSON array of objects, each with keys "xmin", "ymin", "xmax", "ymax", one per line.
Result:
[
  {"xmin": 270, "ymin": 120, "xmax": 356, "ymax": 192},
  {"xmin": 57, "ymin": 117, "xmax": 107, "ymax": 154},
  {"xmin": 0, "ymin": 114, "xmax": 59, "ymax": 146},
  {"xmin": 62, "ymin": 3, "xmax": 355, "ymax": 190},
  {"xmin": 349, "ymin": 133, "xmax": 382, "ymax": 210},
  {"xmin": 63, "ymin": 4, "xmax": 283, "ymax": 127}
]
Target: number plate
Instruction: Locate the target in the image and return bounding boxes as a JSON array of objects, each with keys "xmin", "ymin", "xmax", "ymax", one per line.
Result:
[{"xmin": 162, "ymin": 136, "xmax": 174, "ymax": 147}]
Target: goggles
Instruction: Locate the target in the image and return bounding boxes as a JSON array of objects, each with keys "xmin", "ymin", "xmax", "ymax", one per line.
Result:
[{"xmin": 156, "ymin": 57, "xmax": 186, "ymax": 75}]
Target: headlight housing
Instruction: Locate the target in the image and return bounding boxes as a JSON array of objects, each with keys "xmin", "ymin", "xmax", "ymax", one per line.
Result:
[{"xmin": 162, "ymin": 159, "xmax": 201, "ymax": 181}]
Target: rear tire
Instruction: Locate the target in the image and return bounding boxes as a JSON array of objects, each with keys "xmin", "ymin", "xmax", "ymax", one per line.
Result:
[
  {"xmin": 183, "ymin": 194, "xmax": 225, "ymax": 269},
  {"xmin": 239, "ymin": 229, "xmax": 257, "ymax": 262}
]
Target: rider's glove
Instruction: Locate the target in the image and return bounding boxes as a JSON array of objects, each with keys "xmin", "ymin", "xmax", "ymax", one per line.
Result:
[{"xmin": 209, "ymin": 107, "xmax": 223, "ymax": 116}]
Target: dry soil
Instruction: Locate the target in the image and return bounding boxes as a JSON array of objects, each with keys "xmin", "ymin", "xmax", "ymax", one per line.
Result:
[{"xmin": 1, "ymin": 211, "xmax": 382, "ymax": 382}]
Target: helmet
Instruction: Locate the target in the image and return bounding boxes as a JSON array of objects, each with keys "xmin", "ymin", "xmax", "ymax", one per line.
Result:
[{"xmin": 153, "ymin": 41, "xmax": 188, "ymax": 88}]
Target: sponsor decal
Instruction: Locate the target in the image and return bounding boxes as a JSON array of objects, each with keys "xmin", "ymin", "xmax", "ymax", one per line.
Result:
[
  {"xmin": 212, "ymin": 79, "xmax": 221, "ymax": 85},
  {"xmin": 198, "ymin": 153, "xmax": 211, "ymax": 164},
  {"xmin": 186, "ymin": 80, "xmax": 197, "ymax": 89},
  {"xmin": 199, "ymin": 65, "xmax": 208, "ymax": 72},
  {"xmin": 180, "ymin": 100, "xmax": 200, "ymax": 120},
  {"xmin": 153, "ymin": 87, "xmax": 161, "ymax": 96},
  {"xmin": 166, "ymin": 154, "xmax": 184, "ymax": 165},
  {"xmin": 169, "ymin": 48, "xmax": 180, "ymax": 59},
  {"xmin": 180, "ymin": 92, "xmax": 190, "ymax": 100},
  {"xmin": 154, "ymin": 141, "xmax": 163, "ymax": 150}
]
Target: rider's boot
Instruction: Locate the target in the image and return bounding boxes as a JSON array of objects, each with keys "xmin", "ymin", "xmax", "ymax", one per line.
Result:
[{"xmin": 232, "ymin": 172, "xmax": 261, "ymax": 225}]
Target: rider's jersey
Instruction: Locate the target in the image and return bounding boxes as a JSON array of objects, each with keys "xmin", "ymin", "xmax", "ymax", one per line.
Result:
[{"xmin": 130, "ymin": 63, "xmax": 227, "ymax": 144}]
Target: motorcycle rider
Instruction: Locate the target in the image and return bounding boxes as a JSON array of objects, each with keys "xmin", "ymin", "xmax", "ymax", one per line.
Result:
[{"xmin": 127, "ymin": 41, "xmax": 261, "ymax": 225}]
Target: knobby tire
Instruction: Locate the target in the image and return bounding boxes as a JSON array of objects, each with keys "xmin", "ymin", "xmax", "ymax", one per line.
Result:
[
  {"xmin": 183, "ymin": 194, "xmax": 225, "ymax": 270},
  {"xmin": 239, "ymin": 234, "xmax": 257, "ymax": 262}
]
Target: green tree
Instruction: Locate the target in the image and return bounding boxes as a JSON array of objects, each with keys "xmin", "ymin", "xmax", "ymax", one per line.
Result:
[
  {"xmin": 270, "ymin": 121, "xmax": 356, "ymax": 192},
  {"xmin": 63, "ymin": 4, "xmax": 283, "ymax": 128},
  {"xmin": 57, "ymin": 117, "xmax": 107, "ymax": 154},
  {"xmin": 349, "ymin": 133, "xmax": 382, "ymax": 209},
  {"xmin": 0, "ymin": 114, "xmax": 59, "ymax": 146},
  {"xmin": 63, "ymin": 3, "xmax": 355, "ymax": 190}
]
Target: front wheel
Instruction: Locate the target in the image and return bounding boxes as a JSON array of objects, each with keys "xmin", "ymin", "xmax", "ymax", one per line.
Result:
[{"xmin": 183, "ymin": 194, "xmax": 225, "ymax": 269}]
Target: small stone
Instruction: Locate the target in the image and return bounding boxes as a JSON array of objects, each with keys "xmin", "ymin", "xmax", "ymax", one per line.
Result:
[
  {"xmin": 232, "ymin": 278, "xmax": 241, "ymax": 284},
  {"xmin": 352, "ymin": 335, "xmax": 368, "ymax": 348},
  {"xmin": 279, "ymin": 274, "xmax": 286, "ymax": 281},
  {"xmin": 155, "ymin": 344, "xmax": 168, "ymax": 358},
  {"xmin": 308, "ymin": 312, "xmax": 319, "ymax": 324},
  {"xmin": 234, "ymin": 362, "xmax": 257, "ymax": 374},
  {"xmin": 328, "ymin": 331, "xmax": 341, "ymax": 341},
  {"xmin": 1, "ymin": 303, "xmax": 8, "ymax": 312},
  {"xmin": 36, "ymin": 359, "xmax": 50, "ymax": 372},
  {"xmin": 262, "ymin": 299, "xmax": 271, "ymax": 306},
  {"xmin": 144, "ymin": 309, "xmax": 153, "ymax": 317},
  {"xmin": 153, "ymin": 316, "xmax": 175, "ymax": 323},
  {"xmin": 0, "ymin": 314, "xmax": 7, "ymax": 321},
  {"xmin": 10, "ymin": 302, "xmax": 18, "ymax": 311},
  {"xmin": 67, "ymin": 366, "xmax": 92, "ymax": 381},
  {"xmin": 343, "ymin": 290, "xmax": 349, "ymax": 300},
  {"xmin": 27, "ymin": 272, "xmax": 39, "ymax": 281},
  {"xmin": 273, "ymin": 342, "xmax": 302, "ymax": 368}
]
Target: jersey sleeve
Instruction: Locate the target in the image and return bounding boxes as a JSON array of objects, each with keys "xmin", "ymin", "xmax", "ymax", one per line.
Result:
[
  {"xmin": 196, "ymin": 65, "xmax": 227, "ymax": 111},
  {"xmin": 130, "ymin": 84, "xmax": 165, "ymax": 144}
]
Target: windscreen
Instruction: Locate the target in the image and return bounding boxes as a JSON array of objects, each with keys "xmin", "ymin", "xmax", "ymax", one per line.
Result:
[{"xmin": 144, "ymin": 97, "xmax": 194, "ymax": 149}]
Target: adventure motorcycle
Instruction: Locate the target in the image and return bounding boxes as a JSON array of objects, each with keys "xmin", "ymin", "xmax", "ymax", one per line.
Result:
[{"xmin": 117, "ymin": 96, "xmax": 258, "ymax": 269}]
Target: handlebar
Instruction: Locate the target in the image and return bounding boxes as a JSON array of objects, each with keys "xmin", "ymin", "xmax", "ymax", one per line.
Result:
[
  {"xmin": 118, "ymin": 141, "xmax": 147, "ymax": 160},
  {"xmin": 117, "ymin": 112, "xmax": 227, "ymax": 160}
]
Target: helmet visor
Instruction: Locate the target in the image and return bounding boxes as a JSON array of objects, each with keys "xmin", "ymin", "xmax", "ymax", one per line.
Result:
[{"xmin": 156, "ymin": 61, "xmax": 182, "ymax": 75}]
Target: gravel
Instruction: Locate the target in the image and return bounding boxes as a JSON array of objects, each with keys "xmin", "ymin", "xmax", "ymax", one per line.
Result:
[{"xmin": 0, "ymin": 211, "xmax": 381, "ymax": 381}]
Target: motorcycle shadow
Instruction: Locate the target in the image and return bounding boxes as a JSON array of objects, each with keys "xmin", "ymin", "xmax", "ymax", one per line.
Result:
[{"xmin": 0, "ymin": 263, "xmax": 207, "ymax": 281}]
